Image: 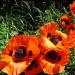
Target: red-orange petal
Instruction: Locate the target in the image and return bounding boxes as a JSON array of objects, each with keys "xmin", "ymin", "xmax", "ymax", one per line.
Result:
[
  {"xmin": 39, "ymin": 22, "xmax": 58, "ymax": 37},
  {"xmin": 60, "ymin": 15, "xmax": 72, "ymax": 28},
  {"xmin": 69, "ymin": 1, "xmax": 75, "ymax": 17}
]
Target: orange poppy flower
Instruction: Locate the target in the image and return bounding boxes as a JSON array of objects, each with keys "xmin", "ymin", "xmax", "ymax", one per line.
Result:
[
  {"xmin": 66, "ymin": 23, "xmax": 75, "ymax": 34},
  {"xmin": 0, "ymin": 35, "xmax": 41, "ymax": 75},
  {"xmin": 68, "ymin": 30, "xmax": 75, "ymax": 54},
  {"xmin": 60, "ymin": 15, "xmax": 72, "ymax": 28},
  {"xmin": 69, "ymin": 1, "xmax": 75, "ymax": 17},
  {"xmin": 40, "ymin": 47, "xmax": 70, "ymax": 75},
  {"xmin": 62, "ymin": 30, "xmax": 75, "ymax": 48},
  {"xmin": 39, "ymin": 22, "xmax": 67, "ymax": 49},
  {"xmin": 2, "ymin": 34, "xmax": 29, "ymax": 55}
]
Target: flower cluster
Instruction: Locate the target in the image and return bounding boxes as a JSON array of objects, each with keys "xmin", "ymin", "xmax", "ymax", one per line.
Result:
[{"xmin": 0, "ymin": 1, "xmax": 75, "ymax": 75}]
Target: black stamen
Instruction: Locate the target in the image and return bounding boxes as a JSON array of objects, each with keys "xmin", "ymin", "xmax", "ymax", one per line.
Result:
[
  {"xmin": 57, "ymin": 56, "xmax": 61, "ymax": 61},
  {"xmin": 9, "ymin": 51, "xmax": 13, "ymax": 56},
  {"xmin": 47, "ymin": 50, "xmax": 58, "ymax": 60},
  {"xmin": 29, "ymin": 51, "xmax": 32, "ymax": 56},
  {"xmin": 70, "ymin": 27, "xmax": 75, "ymax": 30},
  {"xmin": 15, "ymin": 47, "xmax": 26, "ymax": 59},
  {"xmin": 47, "ymin": 33, "xmax": 51, "ymax": 38},
  {"xmin": 50, "ymin": 35, "xmax": 62, "ymax": 45}
]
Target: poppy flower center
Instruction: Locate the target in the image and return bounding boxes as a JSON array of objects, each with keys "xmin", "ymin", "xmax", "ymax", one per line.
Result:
[
  {"xmin": 9, "ymin": 51, "xmax": 13, "ymax": 56},
  {"xmin": 29, "ymin": 51, "xmax": 32, "ymax": 56},
  {"xmin": 47, "ymin": 33, "xmax": 51, "ymax": 37},
  {"xmin": 61, "ymin": 19, "xmax": 69, "ymax": 25},
  {"xmin": 47, "ymin": 50, "xmax": 58, "ymax": 60},
  {"xmin": 15, "ymin": 47, "xmax": 26, "ymax": 59},
  {"xmin": 26, "ymin": 60, "xmax": 38, "ymax": 71},
  {"xmin": 50, "ymin": 35, "xmax": 62, "ymax": 45},
  {"xmin": 70, "ymin": 26, "xmax": 75, "ymax": 30}
]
